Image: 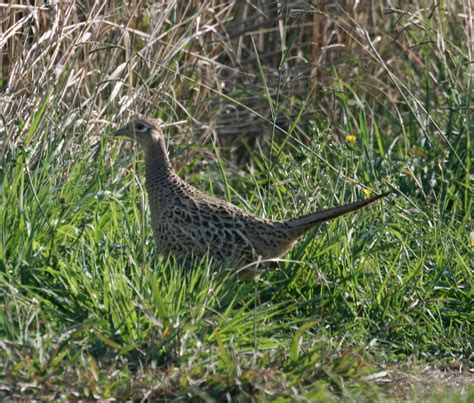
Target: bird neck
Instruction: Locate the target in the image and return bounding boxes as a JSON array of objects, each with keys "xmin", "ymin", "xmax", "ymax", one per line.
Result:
[{"xmin": 143, "ymin": 136, "xmax": 175, "ymax": 182}]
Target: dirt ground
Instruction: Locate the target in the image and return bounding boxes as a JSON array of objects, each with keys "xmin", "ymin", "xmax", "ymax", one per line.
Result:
[{"xmin": 374, "ymin": 364, "xmax": 473, "ymax": 400}]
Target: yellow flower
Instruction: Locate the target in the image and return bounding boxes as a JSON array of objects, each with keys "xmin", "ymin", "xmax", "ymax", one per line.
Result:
[
  {"xmin": 346, "ymin": 134, "xmax": 357, "ymax": 144},
  {"xmin": 363, "ymin": 188, "xmax": 372, "ymax": 197}
]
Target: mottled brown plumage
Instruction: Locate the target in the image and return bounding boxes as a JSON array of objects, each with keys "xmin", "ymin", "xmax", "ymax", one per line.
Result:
[{"xmin": 114, "ymin": 118, "xmax": 389, "ymax": 272}]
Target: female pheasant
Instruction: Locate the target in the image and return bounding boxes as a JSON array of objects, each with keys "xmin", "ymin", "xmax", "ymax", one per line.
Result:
[{"xmin": 114, "ymin": 118, "xmax": 389, "ymax": 272}]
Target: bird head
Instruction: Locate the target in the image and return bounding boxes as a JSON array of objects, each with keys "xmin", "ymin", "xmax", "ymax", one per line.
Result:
[{"xmin": 114, "ymin": 118, "xmax": 163, "ymax": 147}]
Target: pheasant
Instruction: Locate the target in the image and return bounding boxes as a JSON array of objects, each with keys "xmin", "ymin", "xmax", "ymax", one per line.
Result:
[{"xmin": 114, "ymin": 118, "xmax": 389, "ymax": 273}]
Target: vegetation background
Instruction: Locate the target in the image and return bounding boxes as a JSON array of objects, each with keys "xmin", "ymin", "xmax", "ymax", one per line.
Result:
[{"xmin": 0, "ymin": 0, "xmax": 472, "ymax": 400}]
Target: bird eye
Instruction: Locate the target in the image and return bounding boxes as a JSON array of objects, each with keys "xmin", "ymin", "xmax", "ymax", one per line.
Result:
[{"xmin": 134, "ymin": 122, "xmax": 147, "ymax": 132}]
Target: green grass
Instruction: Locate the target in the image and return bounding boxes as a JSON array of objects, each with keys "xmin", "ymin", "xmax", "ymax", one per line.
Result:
[
  {"xmin": 1, "ymin": 1, "xmax": 472, "ymax": 400},
  {"xmin": 1, "ymin": 113, "xmax": 471, "ymax": 399}
]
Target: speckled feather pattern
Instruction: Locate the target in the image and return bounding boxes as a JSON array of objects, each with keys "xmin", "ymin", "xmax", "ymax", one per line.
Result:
[{"xmin": 145, "ymin": 153, "xmax": 294, "ymax": 265}]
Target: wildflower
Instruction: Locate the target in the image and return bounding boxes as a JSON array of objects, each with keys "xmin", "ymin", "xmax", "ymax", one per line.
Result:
[
  {"xmin": 345, "ymin": 134, "xmax": 357, "ymax": 143},
  {"xmin": 363, "ymin": 188, "xmax": 372, "ymax": 197}
]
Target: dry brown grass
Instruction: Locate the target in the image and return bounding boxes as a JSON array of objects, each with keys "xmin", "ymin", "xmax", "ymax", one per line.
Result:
[{"xmin": 0, "ymin": 1, "xmax": 471, "ymax": 162}]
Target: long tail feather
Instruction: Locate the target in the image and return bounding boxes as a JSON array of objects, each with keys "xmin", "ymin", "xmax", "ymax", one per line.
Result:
[{"xmin": 285, "ymin": 192, "xmax": 391, "ymax": 237}]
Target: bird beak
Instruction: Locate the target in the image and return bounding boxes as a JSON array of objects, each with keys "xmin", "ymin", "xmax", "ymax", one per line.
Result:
[{"xmin": 114, "ymin": 125, "xmax": 131, "ymax": 138}]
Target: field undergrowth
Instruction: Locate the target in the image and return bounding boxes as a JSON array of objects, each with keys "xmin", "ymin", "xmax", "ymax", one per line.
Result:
[{"xmin": 0, "ymin": 1, "xmax": 472, "ymax": 400}]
